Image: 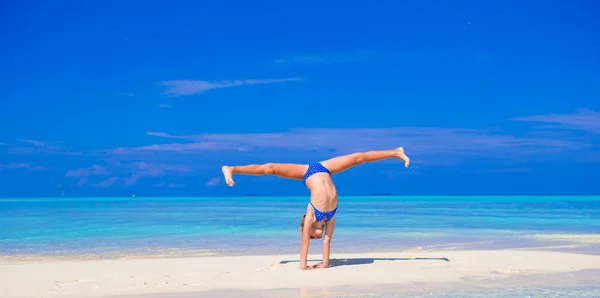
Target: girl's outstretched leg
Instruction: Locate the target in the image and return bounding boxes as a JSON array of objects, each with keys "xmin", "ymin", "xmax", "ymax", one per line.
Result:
[
  {"xmin": 221, "ymin": 163, "xmax": 308, "ymax": 186},
  {"xmin": 320, "ymin": 147, "xmax": 409, "ymax": 175}
]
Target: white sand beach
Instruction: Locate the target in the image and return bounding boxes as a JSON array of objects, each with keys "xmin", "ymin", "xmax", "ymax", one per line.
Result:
[{"xmin": 2, "ymin": 249, "xmax": 600, "ymax": 297}]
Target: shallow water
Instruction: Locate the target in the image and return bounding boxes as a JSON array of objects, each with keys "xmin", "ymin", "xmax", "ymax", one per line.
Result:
[{"xmin": 1, "ymin": 196, "xmax": 599, "ymax": 258}]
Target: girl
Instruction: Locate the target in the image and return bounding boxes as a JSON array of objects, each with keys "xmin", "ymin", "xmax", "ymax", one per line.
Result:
[{"xmin": 221, "ymin": 147, "xmax": 410, "ymax": 270}]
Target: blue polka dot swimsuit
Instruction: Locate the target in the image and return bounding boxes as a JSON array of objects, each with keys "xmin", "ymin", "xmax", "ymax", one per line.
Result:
[
  {"xmin": 303, "ymin": 162, "xmax": 338, "ymax": 222},
  {"xmin": 310, "ymin": 201, "xmax": 337, "ymax": 222},
  {"xmin": 302, "ymin": 162, "xmax": 330, "ymax": 184}
]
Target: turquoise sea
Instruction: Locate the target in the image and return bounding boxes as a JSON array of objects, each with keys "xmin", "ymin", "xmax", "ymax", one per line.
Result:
[{"xmin": 1, "ymin": 196, "xmax": 599, "ymax": 258}]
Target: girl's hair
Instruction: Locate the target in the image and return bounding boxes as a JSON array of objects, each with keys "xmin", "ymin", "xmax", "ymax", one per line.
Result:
[
  {"xmin": 299, "ymin": 214, "xmax": 306, "ymax": 231},
  {"xmin": 299, "ymin": 214, "xmax": 326, "ymax": 238}
]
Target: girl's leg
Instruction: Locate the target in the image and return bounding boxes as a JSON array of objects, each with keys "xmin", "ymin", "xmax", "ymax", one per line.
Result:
[
  {"xmin": 320, "ymin": 147, "xmax": 409, "ymax": 175},
  {"xmin": 221, "ymin": 163, "xmax": 308, "ymax": 186}
]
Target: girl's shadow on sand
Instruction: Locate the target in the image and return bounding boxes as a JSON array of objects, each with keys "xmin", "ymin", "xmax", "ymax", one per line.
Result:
[{"xmin": 279, "ymin": 257, "xmax": 450, "ymax": 267}]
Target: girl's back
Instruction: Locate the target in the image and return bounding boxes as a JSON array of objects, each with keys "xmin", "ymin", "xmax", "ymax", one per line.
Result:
[{"xmin": 305, "ymin": 172, "xmax": 338, "ymax": 211}]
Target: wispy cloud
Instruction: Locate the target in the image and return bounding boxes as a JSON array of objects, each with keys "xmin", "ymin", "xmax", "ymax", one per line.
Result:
[
  {"xmin": 65, "ymin": 165, "xmax": 110, "ymax": 177},
  {"xmin": 0, "ymin": 163, "xmax": 52, "ymax": 171},
  {"xmin": 158, "ymin": 78, "xmax": 301, "ymax": 97},
  {"xmin": 123, "ymin": 162, "xmax": 191, "ymax": 186},
  {"xmin": 19, "ymin": 139, "xmax": 45, "ymax": 147},
  {"xmin": 512, "ymin": 108, "xmax": 600, "ymax": 133},
  {"xmin": 131, "ymin": 126, "xmax": 590, "ymax": 157},
  {"xmin": 63, "ymin": 161, "xmax": 192, "ymax": 188},
  {"xmin": 65, "ymin": 165, "xmax": 111, "ymax": 186},
  {"xmin": 146, "ymin": 132, "xmax": 175, "ymax": 138},
  {"xmin": 113, "ymin": 141, "xmax": 243, "ymax": 153},
  {"xmin": 92, "ymin": 177, "xmax": 120, "ymax": 188},
  {"xmin": 274, "ymin": 51, "xmax": 376, "ymax": 64},
  {"xmin": 154, "ymin": 182, "xmax": 186, "ymax": 188},
  {"xmin": 95, "ymin": 109, "xmax": 600, "ymax": 178},
  {"xmin": 158, "ymin": 104, "xmax": 172, "ymax": 109},
  {"xmin": 9, "ymin": 139, "xmax": 83, "ymax": 155},
  {"xmin": 120, "ymin": 92, "xmax": 135, "ymax": 97},
  {"xmin": 206, "ymin": 177, "xmax": 222, "ymax": 186}
]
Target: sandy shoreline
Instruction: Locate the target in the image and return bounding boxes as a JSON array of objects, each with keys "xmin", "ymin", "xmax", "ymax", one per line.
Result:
[
  {"xmin": 117, "ymin": 269, "xmax": 600, "ymax": 298},
  {"xmin": 2, "ymin": 249, "xmax": 600, "ymax": 297}
]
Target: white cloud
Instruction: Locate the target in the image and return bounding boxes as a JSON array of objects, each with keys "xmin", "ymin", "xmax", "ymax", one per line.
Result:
[
  {"xmin": 65, "ymin": 165, "xmax": 111, "ymax": 186},
  {"xmin": 154, "ymin": 182, "xmax": 186, "ymax": 188},
  {"xmin": 10, "ymin": 138, "xmax": 82, "ymax": 155},
  {"xmin": 19, "ymin": 139, "xmax": 45, "ymax": 147},
  {"xmin": 512, "ymin": 108, "xmax": 600, "ymax": 133},
  {"xmin": 206, "ymin": 177, "xmax": 222, "ymax": 186},
  {"xmin": 0, "ymin": 163, "xmax": 51, "ymax": 171},
  {"xmin": 146, "ymin": 131, "xmax": 179, "ymax": 138},
  {"xmin": 131, "ymin": 126, "xmax": 590, "ymax": 157},
  {"xmin": 87, "ymin": 109, "xmax": 600, "ymax": 179},
  {"xmin": 63, "ymin": 162, "xmax": 192, "ymax": 188},
  {"xmin": 92, "ymin": 177, "xmax": 120, "ymax": 188},
  {"xmin": 123, "ymin": 162, "xmax": 191, "ymax": 186},
  {"xmin": 158, "ymin": 78, "xmax": 301, "ymax": 97},
  {"xmin": 65, "ymin": 165, "xmax": 110, "ymax": 177}
]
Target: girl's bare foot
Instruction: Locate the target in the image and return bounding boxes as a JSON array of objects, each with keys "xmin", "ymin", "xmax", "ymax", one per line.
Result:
[
  {"xmin": 221, "ymin": 166, "xmax": 235, "ymax": 186},
  {"xmin": 396, "ymin": 147, "xmax": 410, "ymax": 168}
]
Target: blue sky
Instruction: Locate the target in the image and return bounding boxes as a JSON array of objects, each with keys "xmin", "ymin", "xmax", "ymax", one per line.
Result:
[{"xmin": 1, "ymin": 0, "xmax": 599, "ymax": 197}]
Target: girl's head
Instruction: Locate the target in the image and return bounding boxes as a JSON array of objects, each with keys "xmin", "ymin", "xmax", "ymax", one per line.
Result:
[{"xmin": 300, "ymin": 214, "xmax": 325, "ymax": 240}]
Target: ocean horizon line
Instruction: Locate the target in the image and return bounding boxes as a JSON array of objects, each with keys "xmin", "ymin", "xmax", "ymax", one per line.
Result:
[{"xmin": 1, "ymin": 194, "xmax": 599, "ymax": 202}]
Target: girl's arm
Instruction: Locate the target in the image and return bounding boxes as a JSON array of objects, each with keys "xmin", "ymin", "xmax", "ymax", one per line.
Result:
[
  {"xmin": 320, "ymin": 216, "xmax": 336, "ymax": 268},
  {"xmin": 299, "ymin": 213, "xmax": 312, "ymax": 270}
]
